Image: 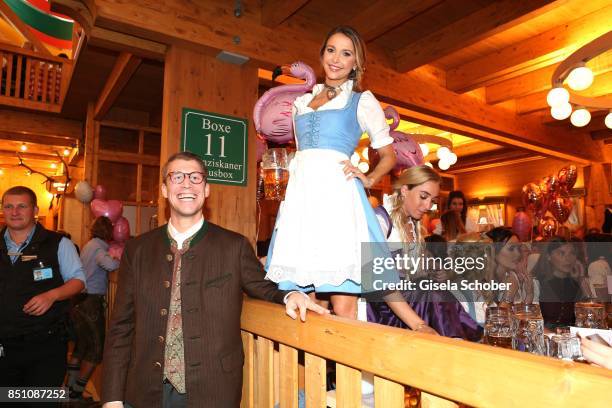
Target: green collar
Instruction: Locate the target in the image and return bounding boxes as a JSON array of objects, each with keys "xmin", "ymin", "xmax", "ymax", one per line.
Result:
[{"xmin": 164, "ymin": 220, "xmax": 209, "ymax": 248}]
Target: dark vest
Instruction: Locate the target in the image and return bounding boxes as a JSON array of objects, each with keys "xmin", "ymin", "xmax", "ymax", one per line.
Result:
[{"xmin": 0, "ymin": 223, "xmax": 68, "ymax": 338}]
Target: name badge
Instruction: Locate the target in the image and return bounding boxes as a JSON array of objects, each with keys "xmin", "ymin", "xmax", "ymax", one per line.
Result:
[
  {"xmin": 33, "ymin": 266, "xmax": 53, "ymax": 281},
  {"xmin": 21, "ymin": 255, "xmax": 37, "ymax": 262}
]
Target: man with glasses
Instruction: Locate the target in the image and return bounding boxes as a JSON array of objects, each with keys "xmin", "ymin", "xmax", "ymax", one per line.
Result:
[
  {"xmin": 0, "ymin": 186, "xmax": 86, "ymax": 388},
  {"xmin": 102, "ymin": 151, "xmax": 326, "ymax": 408}
]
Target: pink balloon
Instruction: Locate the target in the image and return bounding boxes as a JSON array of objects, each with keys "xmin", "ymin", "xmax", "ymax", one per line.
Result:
[
  {"xmin": 90, "ymin": 199, "xmax": 123, "ymax": 223},
  {"xmin": 512, "ymin": 210, "xmax": 532, "ymax": 242},
  {"xmin": 112, "ymin": 216, "xmax": 130, "ymax": 242},
  {"xmin": 93, "ymin": 185, "xmax": 107, "ymax": 200},
  {"xmin": 108, "ymin": 242, "xmax": 125, "ymax": 260}
]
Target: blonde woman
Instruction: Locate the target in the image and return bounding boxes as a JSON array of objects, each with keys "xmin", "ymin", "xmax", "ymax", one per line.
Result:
[{"xmin": 368, "ymin": 166, "xmax": 481, "ymax": 340}]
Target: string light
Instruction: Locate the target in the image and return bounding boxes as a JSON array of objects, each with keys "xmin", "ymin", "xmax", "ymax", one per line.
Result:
[
  {"xmin": 20, "ymin": 143, "xmax": 27, "ymax": 152},
  {"xmin": 50, "ymin": 163, "xmax": 58, "ymax": 169},
  {"xmin": 419, "ymin": 143, "xmax": 429, "ymax": 156},
  {"xmin": 605, "ymin": 112, "xmax": 612, "ymax": 129},
  {"xmin": 546, "ymin": 86, "xmax": 570, "ymax": 107},
  {"xmin": 63, "ymin": 147, "xmax": 71, "ymax": 156}
]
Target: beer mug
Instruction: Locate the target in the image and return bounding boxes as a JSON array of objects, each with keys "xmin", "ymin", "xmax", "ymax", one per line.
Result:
[
  {"xmin": 484, "ymin": 307, "xmax": 512, "ymax": 349},
  {"xmin": 546, "ymin": 333, "xmax": 582, "ymax": 361},
  {"xmin": 574, "ymin": 301, "xmax": 607, "ymax": 329},
  {"xmin": 261, "ymin": 148, "xmax": 289, "ymax": 201},
  {"xmin": 511, "ymin": 303, "xmax": 545, "ymax": 355}
]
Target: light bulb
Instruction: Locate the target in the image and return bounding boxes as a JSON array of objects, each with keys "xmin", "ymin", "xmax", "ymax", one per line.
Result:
[
  {"xmin": 20, "ymin": 143, "xmax": 27, "ymax": 152},
  {"xmin": 546, "ymin": 87, "xmax": 569, "ymax": 107},
  {"xmin": 424, "ymin": 162, "xmax": 433, "ymax": 168},
  {"xmin": 570, "ymin": 108, "xmax": 591, "ymax": 127},
  {"xmin": 567, "ymin": 65, "xmax": 593, "ymax": 91},
  {"xmin": 357, "ymin": 162, "xmax": 369, "ymax": 173},
  {"xmin": 436, "ymin": 146, "xmax": 450, "ymax": 160},
  {"xmin": 438, "ymin": 159, "xmax": 450, "ymax": 171},
  {"xmin": 63, "ymin": 148, "xmax": 71, "ymax": 156},
  {"xmin": 0, "ymin": 169, "xmax": 4, "ymax": 175},
  {"xmin": 419, "ymin": 143, "xmax": 429, "ymax": 156},
  {"xmin": 361, "ymin": 147, "xmax": 368, "ymax": 159},
  {"xmin": 350, "ymin": 153, "xmax": 360, "ymax": 166},
  {"xmin": 550, "ymin": 103, "xmax": 572, "ymax": 120},
  {"xmin": 50, "ymin": 162, "xmax": 57, "ymax": 169},
  {"xmin": 447, "ymin": 152, "xmax": 458, "ymax": 165},
  {"xmin": 605, "ymin": 112, "xmax": 612, "ymax": 129}
]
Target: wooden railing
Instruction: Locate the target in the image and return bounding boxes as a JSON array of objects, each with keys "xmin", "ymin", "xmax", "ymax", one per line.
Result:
[
  {"xmin": 0, "ymin": 43, "xmax": 73, "ymax": 112},
  {"xmin": 105, "ymin": 274, "xmax": 611, "ymax": 407},
  {"xmin": 240, "ymin": 298, "xmax": 612, "ymax": 408}
]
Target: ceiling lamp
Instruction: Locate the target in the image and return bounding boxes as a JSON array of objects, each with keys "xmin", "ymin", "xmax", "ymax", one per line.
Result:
[
  {"xmin": 548, "ymin": 31, "xmax": 612, "ymax": 128},
  {"xmin": 350, "ymin": 153, "xmax": 360, "ymax": 166},
  {"xmin": 63, "ymin": 147, "xmax": 71, "ymax": 156},
  {"xmin": 357, "ymin": 162, "xmax": 369, "ymax": 173},
  {"xmin": 436, "ymin": 146, "xmax": 451, "ymax": 160},
  {"xmin": 605, "ymin": 111, "xmax": 612, "ymax": 129},
  {"xmin": 438, "ymin": 159, "xmax": 451, "ymax": 171},
  {"xmin": 570, "ymin": 108, "xmax": 591, "ymax": 127},
  {"xmin": 447, "ymin": 152, "xmax": 458, "ymax": 165},
  {"xmin": 50, "ymin": 162, "xmax": 58, "ymax": 169},
  {"xmin": 20, "ymin": 143, "xmax": 27, "ymax": 152},
  {"xmin": 419, "ymin": 143, "xmax": 429, "ymax": 156},
  {"xmin": 566, "ymin": 64, "xmax": 593, "ymax": 91},
  {"xmin": 551, "ymin": 103, "xmax": 572, "ymax": 120},
  {"xmin": 546, "ymin": 86, "xmax": 569, "ymax": 107}
]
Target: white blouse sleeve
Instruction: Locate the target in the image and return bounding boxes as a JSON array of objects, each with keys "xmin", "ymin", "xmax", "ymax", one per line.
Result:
[{"xmin": 357, "ymin": 91, "xmax": 393, "ymax": 149}]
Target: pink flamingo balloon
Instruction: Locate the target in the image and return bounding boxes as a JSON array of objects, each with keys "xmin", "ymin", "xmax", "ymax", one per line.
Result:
[
  {"xmin": 253, "ymin": 61, "xmax": 316, "ymax": 144},
  {"xmin": 383, "ymin": 106, "xmax": 424, "ymax": 172}
]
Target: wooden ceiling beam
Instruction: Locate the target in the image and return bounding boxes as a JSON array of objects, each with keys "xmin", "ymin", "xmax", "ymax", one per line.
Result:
[
  {"xmin": 92, "ymin": 0, "xmax": 605, "ymax": 163},
  {"xmin": 89, "ymin": 26, "xmax": 166, "ymax": 61},
  {"xmin": 261, "ymin": 0, "xmax": 310, "ymax": 28},
  {"xmin": 0, "ymin": 110, "xmax": 82, "ymax": 140},
  {"xmin": 0, "ymin": 0, "xmax": 52, "ymax": 57},
  {"xmin": 346, "ymin": 0, "xmax": 440, "ymax": 42},
  {"xmin": 591, "ymin": 129, "xmax": 611, "ymax": 140},
  {"xmin": 94, "ymin": 52, "xmax": 142, "ymax": 120},
  {"xmin": 447, "ymin": 7, "xmax": 612, "ymax": 93},
  {"xmin": 487, "ymin": 53, "xmax": 612, "ymax": 104},
  {"xmin": 393, "ymin": 0, "xmax": 558, "ymax": 73},
  {"xmin": 0, "ymin": 130, "xmax": 75, "ymax": 148},
  {"xmin": 0, "ymin": 149, "xmax": 61, "ymax": 161}
]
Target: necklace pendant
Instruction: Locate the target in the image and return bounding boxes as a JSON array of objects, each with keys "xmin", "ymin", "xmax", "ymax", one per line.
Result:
[{"xmin": 326, "ymin": 88, "xmax": 337, "ymax": 100}]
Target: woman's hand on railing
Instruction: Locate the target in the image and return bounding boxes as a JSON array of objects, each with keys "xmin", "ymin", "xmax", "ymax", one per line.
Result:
[
  {"xmin": 580, "ymin": 336, "xmax": 612, "ymax": 370},
  {"xmin": 414, "ymin": 322, "xmax": 439, "ymax": 336},
  {"xmin": 285, "ymin": 291, "xmax": 330, "ymax": 321}
]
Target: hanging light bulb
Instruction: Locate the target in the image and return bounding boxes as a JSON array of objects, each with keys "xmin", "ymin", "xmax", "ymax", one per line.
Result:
[
  {"xmin": 605, "ymin": 111, "xmax": 612, "ymax": 129},
  {"xmin": 436, "ymin": 146, "xmax": 450, "ymax": 160},
  {"xmin": 550, "ymin": 103, "xmax": 572, "ymax": 120},
  {"xmin": 546, "ymin": 86, "xmax": 570, "ymax": 107},
  {"xmin": 419, "ymin": 143, "xmax": 429, "ymax": 156},
  {"xmin": 438, "ymin": 159, "xmax": 450, "ymax": 171},
  {"xmin": 361, "ymin": 147, "xmax": 369, "ymax": 159},
  {"xmin": 357, "ymin": 162, "xmax": 369, "ymax": 173},
  {"xmin": 424, "ymin": 162, "xmax": 433, "ymax": 168},
  {"xmin": 350, "ymin": 153, "xmax": 360, "ymax": 166},
  {"xmin": 20, "ymin": 143, "xmax": 27, "ymax": 152},
  {"xmin": 50, "ymin": 162, "xmax": 58, "ymax": 169},
  {"xmin": 570, "ymin": 107, "xmax": 591, "ymax": 127},
  {"xmin": 447, "ymin": 152, "xmax": 458, "ymax": 165},
  {"xmin": 25, "ymin": 170, "xmax": 32, "ymax": 176},
  {"xmin": 63, "ymin": 147, "xmax": 71, "ymax": 156},
  {"xmin": 566, "ymin": 64, "xmax": 593, "ymax": 91}
]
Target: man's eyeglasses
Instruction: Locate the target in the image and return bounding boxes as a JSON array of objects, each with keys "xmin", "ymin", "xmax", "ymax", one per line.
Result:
[{"xmin": 166, "ymin": 171, "xmax": 206, "ymax": 185}]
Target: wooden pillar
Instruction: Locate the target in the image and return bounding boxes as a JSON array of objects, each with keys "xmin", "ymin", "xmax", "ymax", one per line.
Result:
[{"xmin": 160, "ymin": 45, "xmax": 259, "ymax": 242}]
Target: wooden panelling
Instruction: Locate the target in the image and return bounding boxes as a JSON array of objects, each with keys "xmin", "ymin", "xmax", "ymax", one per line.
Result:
[
  {"xmin": 393, "ymin": 0, "xmax": 558, "ymax": 72},
  {"xmin": 93, "ymin": 0, "xmax": 604, "ymax": 163},
  {"xmin": 94, "ymin": 52, "xmax": 142, "ymax": 119},
  {"xmin": 261, "ymin": 0, "xmax": 310, "ymax": 28},
  {"xmin": 447, "ymin": 6, "xmax": 612, "ymax": 92},
  {"xmin": 160, "ymin": 45, "xmax": 259, "ymax": 241}
]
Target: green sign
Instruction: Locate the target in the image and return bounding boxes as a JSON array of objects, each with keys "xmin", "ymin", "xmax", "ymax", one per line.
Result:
[{"xmin": 181, "ymin": 108, "xmax": 248, "ymax": 186}]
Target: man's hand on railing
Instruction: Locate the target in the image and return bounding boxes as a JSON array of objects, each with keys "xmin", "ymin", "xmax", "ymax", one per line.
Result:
[{"xmin": 285, "ymin": 291, "xmax": 330, "ymax": 321}]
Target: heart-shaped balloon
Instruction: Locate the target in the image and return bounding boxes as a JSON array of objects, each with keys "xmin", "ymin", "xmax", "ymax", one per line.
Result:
[
  {"xmin": 538, "ymin": 216, "xmax": 558, "ymax": 238},
  {"xmin": 512, "ymin": 210, "xmax": 532, "ymax": 242},
  {"xmin": 522, "ymin": 183, "xmax": 542, "ymax": 213},
  {"xmin": 90, "ymin": 199, "xmax": 123, "ymax": 223},
  {"xmin": 549, "ymin": 191, "xmax": 573, "ymax": 224},
  {"xmin": 108, "ymin": 241, "xmax": 125, "ymax": 260},
  {"xmin": 93, "ymin": 185, "xmax": 107, "ymax": 200},
  {"xmin": 548, "ymin": 175, "xmax": 561, "ymax": 195},
  {"xmin": 558, "ymin": 165, "xmax": 578, "ymax": 190},
  {"xmin": 113, "ymin": 216, "xmax": 130, "ymax": 242}
]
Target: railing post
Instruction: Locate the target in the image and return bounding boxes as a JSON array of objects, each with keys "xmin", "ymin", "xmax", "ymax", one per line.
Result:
[
  {"xmin": 335, "ymin": 363, "xmax": 361, "ymax": 407},
  {"xmin": 304, "ymin": 353, "xmax": 326, "ymax": 408},
  {"xmin": 241, "ymin": 331, "xmax": 255, "ymax": 408},
  {"xmin": 279, "ymin": 344, "xmax": 299, "ymax": 408},
  {"xmin": 255, "ymin": 336, "xmax": 274, "ymax": 408},
  {"xmin": 374, "ymin": 376, "xmax": 404, "ymax": 407}
]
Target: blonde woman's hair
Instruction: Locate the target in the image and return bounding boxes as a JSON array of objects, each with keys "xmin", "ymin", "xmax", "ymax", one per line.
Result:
[
  {"xmin": 319, "ymin": 26, "xmax": 366, "ymax": 91},
  {"xmin": 389, "ymin": 165, "xmax": 441, "ymax": 244}
]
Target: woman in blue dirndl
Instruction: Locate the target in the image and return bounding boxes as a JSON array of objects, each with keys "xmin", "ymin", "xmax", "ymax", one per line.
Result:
[{"xmin": 264, "ymin": 26, "xmax": 436, "ymax": 332}]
